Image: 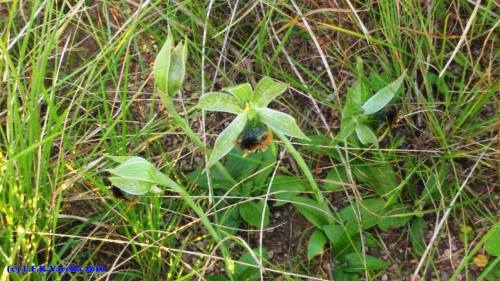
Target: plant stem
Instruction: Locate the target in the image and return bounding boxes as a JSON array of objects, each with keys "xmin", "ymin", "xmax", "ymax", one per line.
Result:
[
  {"xmin": 275, "ymin": 131, "xmax": 326, "ymax": 206},
  {"xmin": 155, "ymin": 173, "xmax": 233, "ymax": 275}
]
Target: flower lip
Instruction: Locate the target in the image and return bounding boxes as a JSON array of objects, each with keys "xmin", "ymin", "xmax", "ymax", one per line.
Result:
[{"xmin": 237, "ymin": 122, "xmax": 273, "ymax": 154}]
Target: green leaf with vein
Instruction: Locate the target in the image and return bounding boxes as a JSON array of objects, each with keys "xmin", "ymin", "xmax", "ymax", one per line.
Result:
[
  {"xmin": 108, "ymin": 177, "xmax": 155, "ymax": 195},
  {"xmin": 239, "ymin": 200, "xmax": 270, "ymax": 228},
  {"xmin": 107, "ymin": 157, "xmax": 158, "ymax": 183},
  {"xmin": 355, "ymin": 123, "xmax": 378, "ymax": 145},
  {"xmin": 254, "ymin": 77, "xmax": 288, "ymax": 107},
  {"xmin": 258, "ymin": 108, "xmax": 309, "ymax": 140},
  {"xmin": 197, "ymin": 92, "xmax": 243, "ymax": 114},
  {"xmin": 225, "ymin": 83, "xmax": 253, "ymax": 104},
  {"xmin": 167, "ymin": 41, "xmax": 187, "ymax": 96},
  {"xmin": 362, "ymin": 72, "xmax": 405, "ymax": 114},
  {"xmin": 153, "ymin": 32, "xmax": 173, "ymax": 95},
  {"xmin": 307, "ymin": 230, "xmax": 327, "ymax": 260},
  {"xmin": 207, "ymin": 113, "xmax": 247, "ymax": 167}
]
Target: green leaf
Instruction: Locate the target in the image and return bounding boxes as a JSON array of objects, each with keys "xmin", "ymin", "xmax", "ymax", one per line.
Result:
[
  {"xmin": 258, "ymin": 108, "xmax": 309, "ymax": 140},
  {"xmin": 167, "ymin": 41, "xmax": 188, "ymax": 96},
  {"xmin": 377, "ymin": 204, "xmax": 412, "ymax": 231},
  {"xmin": 270, "ymin": 176, "xmax": 307, "ymax": 206},
  {"xmin": 338, "ymin": 82, "xmax": 363, "ymax": 140},
  {"xmin": 239, "ymin": 201, "xmax": 270, "ymax": 228},
  {"xmin": 235, "ymin": 248, "xmax": 268, "ymax": 281},
  {"xmin": 338, "ymin": 198, "xmax": 385, "ymax": 230},
  {"xmin": 197, "ymin": 92, "xmax": 244, "ymax": 114},
  {"xmin": 252, "ymin": 143, "xmax": 278, "ymax": 187},
  {"xmin": 224, "ymin": 148, "xmax": 262, "ymax": 181},
  {"xmin": 206, "ymin": 275, "xmax": 230, "ymax": 281},
  {"xmin": 323, "ymin": 167, "xmax": 348, "ymax": 191},
  {"xmin": 323, "ymin": 223, "xmax": 358, "ymax": 256},
  {"xmin": 107, "ymin": 157, "xmax": 158, "ymax": 183},
  {"xmin": 355, "ymin": 123, "xmax": 378, "ymax": 145},
  {"xmin": 253, "ymin": 77, "xmax": 287, "ymax": 107},
  {"xmin": 410, "ymin": 217, "xmax": 426, "ymax": 255},
  {"xmin": 353, "ymin": 162, "xmax": 399, "ymax": 197},
  {"xmin": 154, "ymin": 32, "xmax": 173, "ymax": 94},
  {"xmin": 208, "ymin": 113, "xmax": 247, "ymax": 167},
  {"xmin": 362, "ymin": 73, "xmax": 404, "ymax": 114},
  {"xmin": 334, "ymin": 267, "xmax": 360, "ymax": 281},
  {"xmin": 290, "ymin": 196, "xmax": 333, "ymax": 228},
  {"xmin": 307, "ymin": 230, "xmax": 327, "ymax": 260},
  {"xmin": 225, "ymin": 83, "xmax": 253, "ymax": 104},
  {"xmin": 485, "ymin": 224, "xmax": 500, "ymax": 257},
  {"xmin": 344, "ymin": 253, "xmax": 388, "ymax": 272},
  {"xmin": 109, "ymin": 177, "xmax": 153, "ymax": 195}
]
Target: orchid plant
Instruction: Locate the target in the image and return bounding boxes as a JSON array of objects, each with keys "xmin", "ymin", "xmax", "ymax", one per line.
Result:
[{"xmin": 197, "ymin": 77, "xmax": 310, "ymax": 168}]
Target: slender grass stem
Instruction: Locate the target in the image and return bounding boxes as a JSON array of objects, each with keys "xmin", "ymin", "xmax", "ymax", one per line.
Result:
[{"xmin": 275, "ymin": 131, "xmax": 326, "ymax": 206}]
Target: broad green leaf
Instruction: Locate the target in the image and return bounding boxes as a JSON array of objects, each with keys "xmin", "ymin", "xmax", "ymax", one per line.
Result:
[
  {"xmin": 410, "ymin": 217, "xmax": 426, "ymax": 255},
  {"xmin": 208, "ymin": 113, "xmax": 248, "ymax": 167},
  {"xmin": 235, "ymin": 248, "xmax": 268, "ymax": 281},
  {"xmin": 344, "ymin": 253, "xmax": 388, "ymax": 272},
  {"xmin": 252, "ymin": 142, "xmax": 278, "ymax": 187},
  {"xmin": 217, "ymin": 206, "xmax": 241, "ymax": 236},
  {"xmin": 338, "ymin": 82, "xmax": 363, "ymax": 140},
  {"xmin": 355, "ymin": 123, "xmax": 378, "ymax": 145},
  {"xmin": 206, "ymin": 275, "xmax": 230, "ymax": 281},
  {"xmin": 377, "ymin": 204, "xmax": 412, "ymax": 231},
  {"xmin": 224, "ymin": 148, "xmax": 263, "ymax": 181},
  {"xmin": 109, "ymin": 177, "xmax": 153, "ymax": 195},
  {"xmin": 270, "ymin": 176, "xmax": 307, "ymax": 206},
  {"xmin": 362, "ymin": 73, "xmax": 404, "ymax": 114},
  {"xmin": 197, "ymin": 92, "xmax": 243, "ymax": 114},
  {"xmin": 307, "ymin": 230, "xmax": 327, "ymax": 260},
  {"xmin": 338, "ymin": 198, "xmax": 385, "ymax": 230},
  {"xmin": 353, "ymin": 162, "xmax": 399, "ymax": 197},
  {"xmin": 323, "ymin": 223, "xmax": 358, "ymax": 256},
  {"xmin": 290, "ymin": 196, "xmax": 334, "ymax": 228},
  {"xmin": 485, "ymin": 224, "xmax": 500, "ymax": 257},
  {"xmin": 258, "ymin": 108, "xmax": 309, "ymax": 140},
  {"xmin": 334, "ymin": 268, "xmax": 360, "ymax": 281},
  {"xmin": 239, "ymin": 201, "xmax": 270, "ymax": 228},
  {"xmin": 225, "ymin": 83, "xmax": 253, "ymax": 104},
  {"xmin": 107, "ymin": 157, "xmax": 158, "ymax": 183},
  {"xmin": 323, "ymin": 166, "xmax": 348, "ymax": 191},
  {"xmin": 254, "ymin": 77, "xmax": 287, "ymax": 107},
  {"xmin": 154, "ymin": 33, "xmax": 173, "ymax": 95},
  {"xmin": 167, "ymin": 41, "xmax": 187, "ymax": 96}
]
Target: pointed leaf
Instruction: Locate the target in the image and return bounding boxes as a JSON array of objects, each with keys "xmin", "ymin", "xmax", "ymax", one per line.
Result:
[
  {"xmin": 167, "ymin": 41, "xmax": 188, "ymax": 96},
  {"xmin": 344, "ymin": 253, "xmax": 388, "ymax": 272},
  {"xmin": 355, "ymin": 124, "xmax": 378, "ymax": 145},
  {"xmin": 270, "ymin": 176, "xmax": 307, "ymax": 206},
  {"xmin": 362, "ymin": 73, "xmax": 404, "ymax": 114},
  {"xmin": 485, "ymin": 224, "xmax": 500, "ymax": 257},
  {"xmin": 107, "ymin": 157, "xmax": 158, "ymax": 183},
  {"xmin": 323, "ymin": 167, "xmax": 349, "ymax": 191},
  {"xmin": 239, "ymin": 201, "xmax": 270, "ymax": 228},
  {"xmin": 197, "ymin": 92, "xmax": 244, "ymax": 114},
  {"xmin": 154, "ymin": 33, "xmax": 173, "ymax": 94},
  {"xmin": 254, "ymin": 77, "xmax": 288, "ymax": 107},
  {"xmin": 225, "ymin": 83, "xmax": 253, "ymax": 104},
  {"xmin": 307, "ymin": 230, "xmax": 327, "ymax": 260},
  {"xmin": 258, "ymin": 108, "xmax": 309, "ymax": 140},
  {"xmin": 207, "ymin": 113, "xmax": 247, "ymax": 167},
  {"xmin": 109, "ymin": 177, "xmax": 152, "ymax": 195},
  {"xmin": 290, "ymin": 196, "xmax": 334, "ymax": 228}
]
